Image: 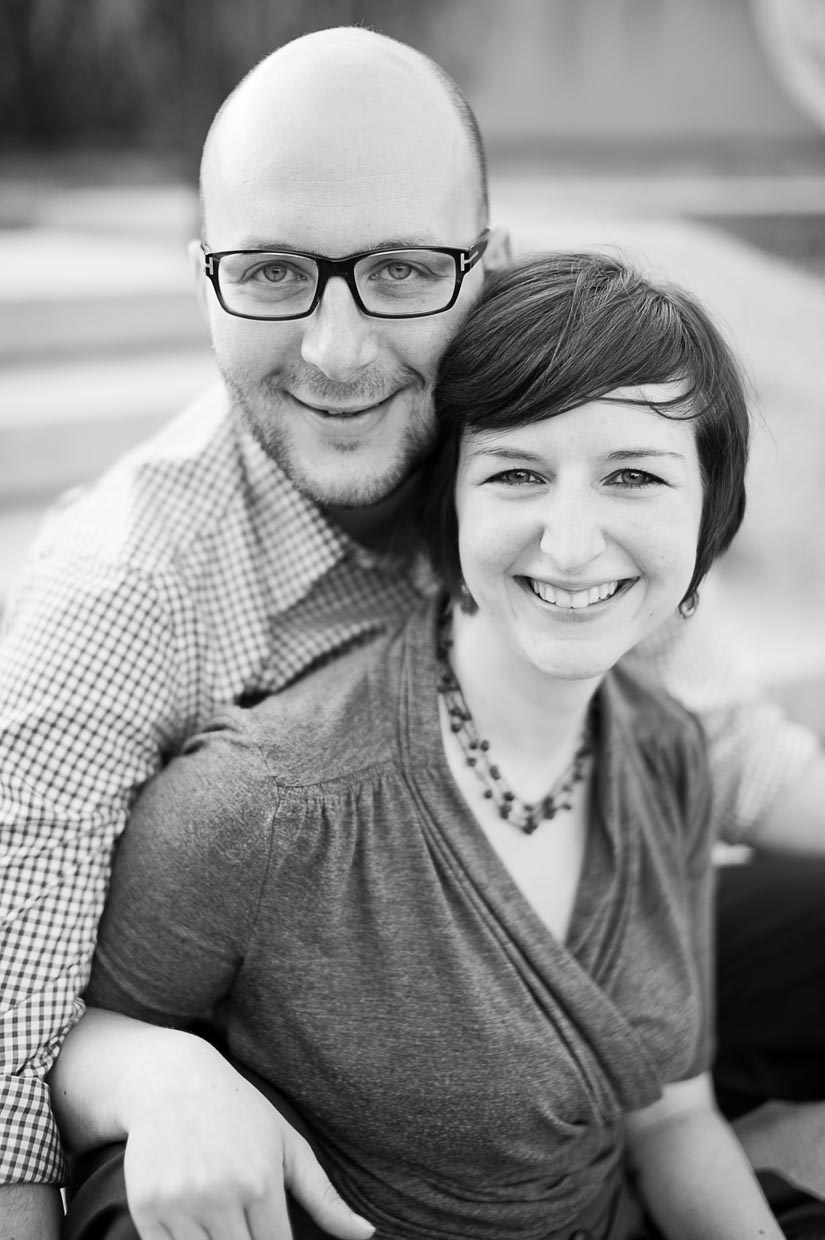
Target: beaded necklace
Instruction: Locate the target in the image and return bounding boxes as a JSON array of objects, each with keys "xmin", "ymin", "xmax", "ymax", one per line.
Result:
[{"xmin": 436, "ymin": 615, "xmax": 594, "ymax": 835}]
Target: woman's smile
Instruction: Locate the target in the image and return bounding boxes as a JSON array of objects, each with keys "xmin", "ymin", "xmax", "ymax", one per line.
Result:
[{"xmin": 523, "ymin": 576, "xmax": 635, "ymax": 611}]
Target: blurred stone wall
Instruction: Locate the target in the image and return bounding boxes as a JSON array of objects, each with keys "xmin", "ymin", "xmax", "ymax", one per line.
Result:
[
  {"xmin": 3, "ymin": 0, "xmax": 821, "ymax": 173},
  {"xmin": 467, "ymin": 0, "xmax": 823, "ymax": 157}
]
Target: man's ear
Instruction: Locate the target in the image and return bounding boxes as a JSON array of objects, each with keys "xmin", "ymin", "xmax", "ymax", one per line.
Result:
[
  {"xmin": 482, "ymin": 224, "xmax": 512, "ymax": 271},
  {"xmin": 187, "ymin": 238, "xmax": 211, "ymax": 324}
]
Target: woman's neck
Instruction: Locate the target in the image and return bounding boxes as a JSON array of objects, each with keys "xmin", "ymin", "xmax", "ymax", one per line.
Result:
[{"xmin": 448, "ymin": 606, "xmax": 600, "ymax": 800}]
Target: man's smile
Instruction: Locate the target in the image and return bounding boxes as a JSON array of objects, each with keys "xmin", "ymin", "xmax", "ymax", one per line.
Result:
[{"xmin": 292, "ymin": 394, "xmax": 394, "ymax": 419}]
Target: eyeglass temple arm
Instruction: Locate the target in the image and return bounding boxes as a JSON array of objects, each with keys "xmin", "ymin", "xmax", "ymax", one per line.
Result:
[{"xmin": 461, "ymin": 229, "xmax": 491, "ymax": 271}]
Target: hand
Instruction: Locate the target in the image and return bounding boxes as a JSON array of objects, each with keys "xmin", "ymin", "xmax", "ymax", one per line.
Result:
[{"xmin": 120, "ymin": 1040, "xmax": 374, "ymax": 1240}]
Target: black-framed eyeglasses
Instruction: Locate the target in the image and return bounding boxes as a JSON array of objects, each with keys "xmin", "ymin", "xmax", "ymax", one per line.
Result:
[{"xmin": 201, "ymin": 230, "xmax": 490, "ymax": 321}]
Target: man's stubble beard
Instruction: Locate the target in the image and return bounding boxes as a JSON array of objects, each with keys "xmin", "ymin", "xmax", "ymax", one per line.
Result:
[{"xmin": 225, "ymin": 371, "xmax": 439, "ymax": 509}]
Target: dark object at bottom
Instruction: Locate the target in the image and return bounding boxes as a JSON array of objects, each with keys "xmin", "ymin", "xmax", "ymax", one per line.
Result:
[{"xmin": 759, "ymin": 1171, "xmax": 825, "ymax": 1240}]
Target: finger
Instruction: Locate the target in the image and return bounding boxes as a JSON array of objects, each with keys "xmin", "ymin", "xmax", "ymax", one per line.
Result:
[
  {"xmin": 128, "ymin": 1217, "xmax": 176, "ymax": 1240},
  {"xmin": 159, "ymin": 1223, "xmax": 207, "ymax": 1240},
  {"xmin": 135, "ymin": 1197, "xmax": 257, "ymax": 1240},
  {"xmin": 283, "ymin": 1133, "xmax": 374, "ymax": 1239},
  {"xmin": 246, "ymin": 1189, "xmax": 293, "ymax": 1240},
  {"xmin": 130, "ymin": 1211, "xmax": 209, "ymax": 1240},
  {"xmin": 195, "ymin": 1205, "xmax": 256, "ymax": 1240}
]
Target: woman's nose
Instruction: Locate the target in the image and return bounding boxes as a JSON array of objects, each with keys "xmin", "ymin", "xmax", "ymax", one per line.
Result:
[
  {"xmin": 538, "ymin": 493, "xmax": 607, "ymax": 571},
  {"xmin": 300, "ymin": 277, "xmax": 380, "ymax": 381}
]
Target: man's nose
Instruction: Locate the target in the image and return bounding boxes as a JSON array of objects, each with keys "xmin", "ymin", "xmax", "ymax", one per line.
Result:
[
  {"xmin": 300, "ymin": 277, "xmax": 380, "ymax": 380},
  {"xmin": 538, "ymin": 489, "xmax": 607, "ymax": 571}
]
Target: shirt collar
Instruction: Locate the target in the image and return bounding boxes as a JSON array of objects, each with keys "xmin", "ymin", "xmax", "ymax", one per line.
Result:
[
  {"xmin": 237, "ymin": 424, "xmax": 348, "ymax": 613},
  {"xmin": 235, "ymin": 420, "xmax": 432, "ymax": 613}
]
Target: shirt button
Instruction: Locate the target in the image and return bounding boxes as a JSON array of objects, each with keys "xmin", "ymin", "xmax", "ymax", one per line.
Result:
[{"xmin": 569, "ymin": 1231, "xmax": 592, "ymax": 1240}]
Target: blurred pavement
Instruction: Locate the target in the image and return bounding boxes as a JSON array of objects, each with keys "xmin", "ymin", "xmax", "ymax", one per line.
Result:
[{"xmin": 2, "ymin": 169, "xmax": 824, "ymax": 692}]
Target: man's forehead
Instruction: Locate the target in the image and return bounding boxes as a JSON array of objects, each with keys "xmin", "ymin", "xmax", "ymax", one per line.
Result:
[
  {"xmin": 204, "ymin": 100, "xmax": 478, "ymax": 251},
  {"xmin": 214, "ymin": 72, "xmax": 465, "ymax": 180},
  {"xmin": 201, "ymin": 38, "xmax": 480, "ymax": 243},
  {"xmin": 208, "ymin": 176, "xmax": 477, "ymax": 257}
]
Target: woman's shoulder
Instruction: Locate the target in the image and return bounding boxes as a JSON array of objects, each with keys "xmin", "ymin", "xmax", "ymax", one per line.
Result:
[
  {"xmin": 199, "ymin": 603, "xmax": 432, "ymax": 789},
  {"xmin": 603, "ymin": 661, "xmax": 708, "ymax": 785},
  {"xmin": 602, "ymin": 661, "xmax": 712, "ymax": 844}
]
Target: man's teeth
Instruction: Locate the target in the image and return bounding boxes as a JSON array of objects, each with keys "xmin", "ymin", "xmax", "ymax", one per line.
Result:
[{"xmin": 529, "ymin": 579, "xmax": 621, "ymax": 609}]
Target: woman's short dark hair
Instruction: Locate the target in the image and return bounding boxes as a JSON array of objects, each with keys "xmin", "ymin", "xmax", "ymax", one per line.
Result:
[{"xmin": 420, "ymin": 250, "xmax": 750, "ymax": 607}]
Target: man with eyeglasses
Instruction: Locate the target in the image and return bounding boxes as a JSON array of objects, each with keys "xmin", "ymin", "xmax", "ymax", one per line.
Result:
[{"xmin": 2, "ymin": 23, "xmax": 825, "ymax": 1240}]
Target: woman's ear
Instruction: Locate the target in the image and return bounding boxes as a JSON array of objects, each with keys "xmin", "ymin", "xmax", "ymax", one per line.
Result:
[
  {"xmin": 188, "ymin": 239, "xmax": 211, "ymax": 324},
  {"xmin": 482, "ymin": 225, "xmax": 513, "ymax": 271}
]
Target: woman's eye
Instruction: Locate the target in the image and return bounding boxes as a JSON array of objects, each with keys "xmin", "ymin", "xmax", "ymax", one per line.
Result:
[
  {"xmin": 608, "ymin": 468, "xmax": 662, "ymax": 489},
  {"xmin": 489, "ymin": 469, "xmax": 541, "ymax": 486}
]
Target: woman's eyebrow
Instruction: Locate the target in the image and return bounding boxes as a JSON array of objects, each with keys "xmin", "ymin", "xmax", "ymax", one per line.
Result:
[
  {"xmin": 464, "ymin": 445, "xmax": 687, "ymax": 465},
  {"xmin": 463, "ymin": 443, "xmax": 545, "ymax": 463},
  {"xmin": 604, "ymin": 448, "xmax": 687, "ymax": 463}
]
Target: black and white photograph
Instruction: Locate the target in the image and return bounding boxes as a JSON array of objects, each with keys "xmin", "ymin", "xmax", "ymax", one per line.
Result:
[{"xmin": 2, "ymin": 3, "xmax": 825, "ymax": 1237}]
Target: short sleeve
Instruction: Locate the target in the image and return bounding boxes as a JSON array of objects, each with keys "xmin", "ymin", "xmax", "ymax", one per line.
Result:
[{"xmin": 86, "ymin": 713, "xmax": 283, "ymax": 1026}]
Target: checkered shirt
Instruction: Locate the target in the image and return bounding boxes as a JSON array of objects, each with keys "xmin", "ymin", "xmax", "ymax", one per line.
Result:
[{"xmin": 0, "ymin": 385, "xmax": 819, "ymax": 1185}]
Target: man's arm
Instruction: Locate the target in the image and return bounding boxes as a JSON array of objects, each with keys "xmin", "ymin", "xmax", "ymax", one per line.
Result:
[
  {"xmin": 0, "ymin": 1185, "xmax": 63, "ymax": 1240},
  {"xmin": 743, "ymin": 668, "xmax": 825, "ymax": 853},
  {"xmin": 0, "ymin": 553, "xmax": 191, "ymax": 1190},
  {"xmin": 626, "ymin": 582, "xmax": 823, "ymax": 847},
  {"xmin": 745, "ymin": 747, "xmax": 825, "ymax": 854}
]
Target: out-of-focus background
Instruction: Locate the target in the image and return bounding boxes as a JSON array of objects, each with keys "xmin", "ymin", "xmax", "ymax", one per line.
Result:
[{"xmin": 2, "ymin": 0, "xmax": 824, "ymax": 706}]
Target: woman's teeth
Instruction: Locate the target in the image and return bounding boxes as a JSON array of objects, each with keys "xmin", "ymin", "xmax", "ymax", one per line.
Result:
[{"xmin": 529, "ymin": 579, "xmax": 621, "ymax": 609}]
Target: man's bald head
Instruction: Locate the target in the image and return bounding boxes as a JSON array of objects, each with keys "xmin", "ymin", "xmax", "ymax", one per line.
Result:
[{"xmin": 198, "ymin": 26, "xmax": 488, "ymax": 242}]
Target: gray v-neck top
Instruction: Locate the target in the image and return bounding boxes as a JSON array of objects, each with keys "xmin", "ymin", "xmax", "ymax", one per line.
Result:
[{"xmin": 88, "ymin": 598, "xmax": 713, "ymax": 1240}]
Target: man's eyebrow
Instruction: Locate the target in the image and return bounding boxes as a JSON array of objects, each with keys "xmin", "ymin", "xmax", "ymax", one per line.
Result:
[{"xmin": 228, "ymin": 235, "xmax": 444, "ymax": 254}]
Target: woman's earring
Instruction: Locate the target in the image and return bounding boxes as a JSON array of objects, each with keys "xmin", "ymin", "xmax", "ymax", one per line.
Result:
[
  {"xmin": 678, "ymin": 591, "xmax": 699, "ymax": 620},
  {"xmin": 457, "ymin": 580, "xmax": 477, "ymax": 615}
]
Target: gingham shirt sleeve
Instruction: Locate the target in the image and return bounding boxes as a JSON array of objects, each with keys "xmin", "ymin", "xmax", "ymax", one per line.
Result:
[
  {"xmin": 626, "ymin": 599, "xmax": 821, "ymax": 846},
  {"xmin": 0, "ymin": 553, "xmax": 198, "ymax": 1185}
]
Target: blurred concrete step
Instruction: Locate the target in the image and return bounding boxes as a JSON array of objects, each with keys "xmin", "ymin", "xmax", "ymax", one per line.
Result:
[
  {"xmin": 0, "ymin": 503, "xmax": 50, "ymax": 602},
  {"xmin": 0, "ymin": 228, "xmax": 203, "ymax": 361},
  {"xmin": 0, "ymin": 348, "xmax": 216, "ymax": 500},
  {"xmin": 1, "ymin": 292, "xmax": 206, "ymax": 361},
  {"xmin": 489, "ymin": 172, "xmax": 825, "ymax": 219},
  {"xmin": 19, "ymin": 183, "xmax": 198, "ymax": 238}
]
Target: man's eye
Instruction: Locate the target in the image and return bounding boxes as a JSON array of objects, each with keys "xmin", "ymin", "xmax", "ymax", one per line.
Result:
[
  {"xmin": 248, "ymin": 263, "xmax": 305, "ymax": 284},
  {"xmin": 608, "ymin": 468, "xmax": 662, "ymax": 489},
  {"xmin": 371, "ymin": 260, "xmax": 430, "ymax": 282},
  {"xmin": 383, "ymin": 261, "xmax": 415, "ymax": 281}
]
